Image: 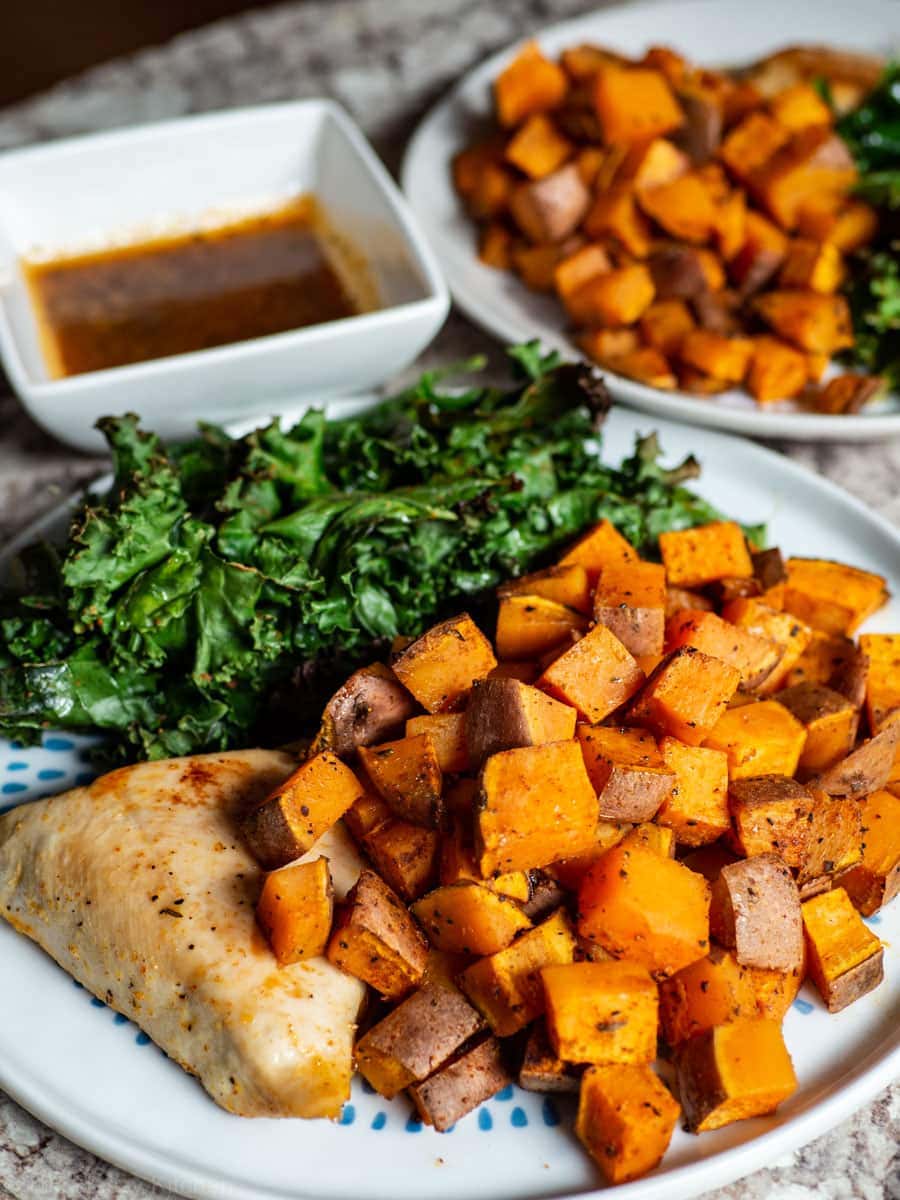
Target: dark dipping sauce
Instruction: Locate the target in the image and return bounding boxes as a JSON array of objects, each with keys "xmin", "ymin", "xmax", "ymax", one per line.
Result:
[{"xmin": 24, "ymin": 196, "xmax": 364, "ymax": 378}]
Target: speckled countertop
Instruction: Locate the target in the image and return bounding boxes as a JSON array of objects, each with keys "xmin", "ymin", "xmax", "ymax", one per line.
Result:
[{"xmin": 0, "ymin": 1, "xmax": 898, "ymax": 1197}]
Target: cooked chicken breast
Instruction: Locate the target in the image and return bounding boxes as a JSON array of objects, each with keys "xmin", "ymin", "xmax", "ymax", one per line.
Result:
[{"xmin": 0, "ymin": 749, "xmax": 366, "ymax": 1118}]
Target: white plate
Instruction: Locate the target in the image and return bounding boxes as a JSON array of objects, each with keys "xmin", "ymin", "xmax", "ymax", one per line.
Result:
[
  {"xmin": 0, "ymin": 407, "xmax": 898, "ymax": 1200},
  {"xmin": 401, "ymin": 0, "xmax": 900, "ymax": 442}
]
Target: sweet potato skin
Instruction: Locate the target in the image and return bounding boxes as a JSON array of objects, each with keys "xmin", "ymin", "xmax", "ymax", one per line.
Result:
[
  {"xmin": 313, "ymin": 663, "xmax": 415, "ymax": 757},
  {"xmin": 410, "ymin": 1036, "xmax": 513, "ymax": 1131},
  {"xmin": 815, "ymin": 724, "xmax": 900, "ymax": 798},
  {"xmin": 801, "ymin": 887, "xmax": 884, "ymax": 1013},
  {"xmin": 710, "ymin": 853, "xmax": 804, "ymax": 972},
  {"xmin": 577, "ymin": 725, "xmax": 674, "ymax": 821},
  {"xmin": 466, "ymin": 677, "xmax": 576, "ymax": 768},
  {"xmin": 327, "ymin": 869, "xmax": 428, "ymax": 1000},
  {"xmin": 727, "ymin": 775, "xmax": 814, "ymax": 868},
  {"xmin": 519, "ymin": 1019, "xmax": 582, "ymax": 1093},
  {"xmin": 593, "ymin": 560, "xmax": 667, "ymax": 657}
]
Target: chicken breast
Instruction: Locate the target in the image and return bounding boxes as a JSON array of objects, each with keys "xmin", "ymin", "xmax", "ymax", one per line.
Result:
[{"xmin": 0, "ymin": 749, "xmax": 366, "ymax": 1119}]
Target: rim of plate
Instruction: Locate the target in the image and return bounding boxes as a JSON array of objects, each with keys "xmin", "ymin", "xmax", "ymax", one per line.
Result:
[
  {"xmin": 1, "ymin": 402, "xmax": 899, "ymax": 1200},
  {"xmin": 401, "ymin": 0, "xmax": 900, "ymax": 443}
]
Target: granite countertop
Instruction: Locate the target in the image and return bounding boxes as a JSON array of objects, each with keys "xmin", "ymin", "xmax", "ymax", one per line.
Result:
[{"xmin": 0, "ymin": 1, "xmax": 898, "ymax": 1196}]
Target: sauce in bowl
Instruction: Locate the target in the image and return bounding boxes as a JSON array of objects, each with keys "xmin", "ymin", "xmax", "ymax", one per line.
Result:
[{"xmin": 23, "ymin": 195, "xmax": 373, "ymax": 378}]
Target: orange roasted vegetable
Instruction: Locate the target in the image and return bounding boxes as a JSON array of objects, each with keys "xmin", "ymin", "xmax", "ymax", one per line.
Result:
[
  {"xmin": 413, "ymin": 882, "xmax": 531, "ymax": 956},
  {"xmin": 565, "ymin": 263, "xmax": 656, "ymax": 327},
  {"xmin": 679, "ymin": 330, "xmax": 754, "ymax": 382},
  {"xmin": 754, "ymin": 291, "xmax": 854, "ymax": 354},
  {"xmin": 495, "ymin": 594, "xmax": 588, "ymax": 659},
  {"xmin": 746, "ymin": 336, "xmax": 809, "ymax": 403},
  {"xmin": 802, "ymin": 887, "xmax": 884, "ymax": 1013},
  {"xmin": 494, "ymin": 41, "xmax": 569, "ymax": 128},
  {"xmin": 659, "ymin": 945, "xmax": 753, "ymax": 1045},
  {"xmin": 627, "ymin": 647, "xmax": 741, "ymax": 746},
  {"xmin": 558, "ymin": 519, "xmax": 637, "ymax": 583},
  {"xmin": 657, "ymin": 737, "xmax": 731, "ymax": 845},
  {"xmin": 576, "ymin": 1064, "xmax": 680, "ymax": 1185},
  {"xmin": 256, "ymin": 856, "xmax": 334, "ymax": 966},
  {"xmin": 593, "ymin": 66, "xmax": 684, "ymax": 143},
  {"xmin": 639, "ymin": 298, "xmax": 696, "ymax": 356},
  {"xmin": 840, "ymin": 790, "xmax": 900, "ymax": 916},
  {"xmin": 393, "ymin": 613, "xmax": 496, "ymax": 713},
  {"xmin": 859, "ymin": 634, "xmax": 900, "ymax": 732},
  {"xmin": 327, "ymin": 869, "xmax": 428, "ymax": 1000},
  {"xmin": 405, "ymin": 712, "xmax": 470, "ymax": 774},
  {"xmin": 593, "ymin": 559, "xmax": 667, "ymax": 656},
  {"xmin": 782, "ymin": 558, "xmax": 889, "ymax": 636},
  {"xmin": 542, "ymin": 960, "xmax": 659, "ymax": 1063},
  {"xmin": 362, "ymin": 818, "xmax": 440, "ymax": 903},
  {"xmin": 659, "ymin": 521, "xmax": 753, "ymax": 588},
  {"xmin": 703, "ymin": 699, "xmax": 807, "ymax": 778},
  {"xmin": 665, "ymin": 609, "xmax": 781, "ymax": 691},
  {"xmin": 538, "ymin": 624, "xmax": 645, "ymax": 723},
  {"xmin": 500, "ymin": 563, "xmax": 591, "ymax": 614},
  {"xmin": 505, "ymin": 113, "xmax": 573, "ymax": 179},
  {"xmin": 359, "ymin": 733, "xmax": 443, "ymax": 828},
  {"xmin": 639, "ymin": 174, "xmax": 718, "ymax": 243},
  {"xmin": 577, "ymin": 725, "xmax": 674, "ymax": 822},
  {"xmin": 466, "ymin": 677, "xmax": 576, "ymax": 767}
]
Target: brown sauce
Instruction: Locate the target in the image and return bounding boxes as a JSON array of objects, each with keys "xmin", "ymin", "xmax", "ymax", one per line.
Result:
[{"xmin": 23, "ymin": 196, "xmax": 369, "ymax": 378}]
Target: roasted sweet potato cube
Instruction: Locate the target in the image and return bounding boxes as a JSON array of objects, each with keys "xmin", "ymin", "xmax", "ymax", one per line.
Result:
[
  {"xmin": 619, "ymin": 822, "xmax": 676, "ymax": 857},
  {"xmin": 627, "ymin": 647, "xmax": 741, "ymax": 747},
  {"xmin": 458, "ymin": 909, "xmax": 577, "ymax": 1035},
  {"xmin": 537, "ymin": 624, "xmax": 643, "ymax": 723},
  {"xmin": 713, "ymin": 189, "xmax": 747, "ymax": 260},
  {"xmin": 577, "ymin": 725, "xmax": 674, "ymax": 821},
  {"xmin": 815, "ymin": 724, "xmax": 900, "ymax": 798},
  {"xmin": 475, "ymin": 740, "xmax": 599, "ymax": 875},
  {"xmin": 841, "ymin": 789, "xmax": 900, "ymax": 915},
  {"xmin": 639, "ymin": 298, "xmax": 696, "ymax": 357},
  {"xmin": 452, "ymin": 137, "xmax": 504, "ymax": 199},
  {"xmin": 440, "ymin": 817, "xmax": 529, "ymax": 900},
  {"xmin": 802, "ymin": 887, "xmax": 884, "ymax": 1012},
  {"xmin": 593, "ymin": 65, "xmax": 684, "ymax": 143},
  {"xmin": 312, "ymin": 662, "xmax": 415, "ymax": 757},
  {"xmin": 412, "ymin": 883, "xmax": 531, "ymax": 957},
  {"xmin": 343, "ymin": 788, "xmax": 393, "ymax": 843},
  {"xmin": 727, "ymin": 776, "xmax": 814, "ymax": 867},
  {"xmin": 729, "ymin": 210, "xmax": 788, "ymax": 296},
  {"xmin": 598, "ymin": 347, "xmax": 678, "ymax": 390},
  {"xmin": 543, "ymin": 960, "xmax": 658, "ymax": 1064},
  {"xmin": 505, "ymin": 112, "xmax": 573, "ymax": 179},
  {"xmin": 745, "ymin": 962, "xmax": 805, "ymax": 1021},
  {"xmin": 511, "ymin": 241, "xmax": 562, "ymax": 292},
  {"xmin": 478, "ymin": 222, "xmax": 514, "ymax": 270},
  {"xmin": 782, "ymin": 558, "xmax": 889, "ymax": 637},
  {"xmin": 796, "ymin": 791, "xmax": 862, "ymax": 893},
  {"xmin": 752, "ymin": 128, "xmax": 857, "ymax": 231},
  {"xmin": 392, "ymin": 614, "xmax": 496, "ymax": 714},
  {"xmin": 665, "ymin": 609, "xmax": 781, "ymax": 691},
  {"xmin": 859, "ymin": 634, "xmax": 900, "ymax": 732},
  {"xmin": 510, "ymin": 163, "xmax": 590, "ymax": 243},
  {"xmin": 242, "ymin": 751, "xmax": 367, "ymax": 869},
  {"xmin": 363, "ymin": 819, "xmax": 440, "ymax": 903},
  {"xmin": 494, "ymin": 41, "xmax": 569, "ymax": 127},
  {"xmin": 358, "ymin": 733, "xmax": 443, "ymax": 828},
  {"xmin": 593, "ymin": 560, "xmax": 666, "ymax": 656},
  {"xmin": 500, "ymin": 563, "xmax": 592, "ymax": 615},
  {"xmin": 770, "ymin": 82, "xmax": 832, "ymax": 131},
  {"xmin": 622, "ymin": 135, "xmax": 691, "ymax": 189},
  {"xmin": 553, "ymin": 243, "xmax": 613, "ymax": 300},
  {"xmin": 754, "ymin": 291, "xmax": 853, "ymax": 355},
  {"xmin": 639, "ymin": 173, "xmax": 718, "ymax": 244},
  {"xmin": 703, "ymin": 699, "xmax": 807, "ymax": 779},
  {"xmin": 776, "ymin": 683, "xmax": 859, "ymax": 775},
  {"xmin": 657, "ymin": 738, "xmax": 730, "ymax": 845},
  {"xmin": 779, "ymin": 239, "xmax": 844, "ymax": 293},
  {"xmin": 576, "ymin": 1063, "xmax": 681, "ymax": 1184},
  {"xmin": 666, "ymin": 586, "xmax": 714, "ymax": 617},
  {"xmin": 355, "ymin": 980, "xmax": 485, "ymax": 1099},
  {"xmin": 746, "ymin": 335, "xmax": 809, "ymax": 403},
  {"xmin": 800, "ymin": 198, "xmax": 879, "ymax": 252},
  {"xmin": 410, "ymin": 1036, "xmax": 512, "ymax": 1131},
  {"xmin": 710, "ymin": 853, "xmax": 804, "ymax": 972},
  {"xmin": 676, "ymin": 1018, "xmax": 797, "ymax": 1132},
  {"xmin": 582, "ymin": 186, "xmax": 652, "ymax": 258},
  {"xmin": 519, "ymin": 1018, "xmax": 582, "ymax": 1093},
  {"xmin": 466, "ymin": 677, "xmax": 576, "ymax": 768},
  {"xmin": 558, "ymin": 519, "xmax": 637, "ymax": 584},
  {"xmin": 679, "ymin": 329, "xmax": 754, "ymax": 382},
  {"xmin": 720, "ymin": 112, "xmax": 789, "ymax": 183},
  {"xmin": 405, "ymin": 712, "xmax": 470, "ymax": 774},
  {"xmin": 659, "ymin": 945, "xmax": 753, "ymax": 1045},
  {"xmin": 578, "ymin": 328, "xmax": 643, "ymax": 365},
  {"xmin": 660, "ymin": 521, "xmax": 753, "ymax": 588},
  {"xmin": 327, "ymin": 869, "xmax": 428, "ymax": 999},
  {"xmin": 495, "ymin": 594, "xmax": 587, "ymax": 660},
  {"xmin": 550, "ymin": 822, "xmax": 632, "ymax": 891},
  {"xmin": 565, "ymin": 264, "xmax": 656, "ymax": 327},
  {"xmin": 578, "ymin": 843, "xmax": 710, "ymax": 976},
  {"xmin": 721, "ymin": 597, "xmax": 813, "ymax": 693},
  {"xmin": 815, "ymin": 373, "xmax": 885, "ymax": 415},
  {"xmin": 256, "ymin": 856, "xmax": 334, "ymax": 966}
]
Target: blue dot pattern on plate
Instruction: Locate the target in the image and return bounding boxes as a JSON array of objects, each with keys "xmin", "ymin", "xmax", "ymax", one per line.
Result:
[
  {"xmin": 339, "ymin": 1105, "xmax": 356, "ymax": 1126},
  {"xmin": 0, "ymin": 731, "xmax": 102, "ymax": 810},
  {"xmin": 371, "ymin": 1112, "xmax": 387, "ymax": 1131},
  {"xmin": 793, "ymin": 997, "xmax": 815, "ymax": 1015},
  {"xmin": 478, "ymin": 1108, "xmax": 493, "ymax": 1132},
  {"xmin": 6, "ymin": 762, "xmax": 27, "ymax": 772},
  {"xmin": 511, "ymin": 1107, "xmax": 528, "ymax": 1128},
  {"xmin": 542, "ymin": 1098, "xmax": 561, "ymax": 1127},
  {"xmin": 405, "ymin": 1114, "xmax": 423, "ymax": 1133},
  {"xmin": 494, "ymin": 1084, "xmax": 513, "ymax": 1102}
]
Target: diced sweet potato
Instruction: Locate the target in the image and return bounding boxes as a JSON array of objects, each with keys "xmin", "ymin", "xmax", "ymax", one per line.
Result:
[
  {"xmin": 729, "ymin": 210, "xmax": 788, "ymax": 296},
  {"xmin": 639, "ymin": 174, "xmax": 718, "ymax": 244},
  {"xmin": 576, "ymin": 1064, "xmax": 681, "ymax": 1184},
  {"xmin": 776, "ymin": 683, "xmax": 859, "ymax": 775},
  {"xmin": 496, "ymin": 594, "xmax": 587, "ymax": 660},
  {"xmin": 676, "ymin": 1018, "xmax": 797, "ymax": 1132},
  {"xmin": 769, "ymin": 82, "xmax": 832, "ymax": 130},
  {"xmin": 495, "ymin": 41, "xmax": 569, "ymax": 127},
  {"xmin": 674, "ymin": 85, "xmax": 724, "ymax": 165},
  {"xmin": 752, "ymin": 127, "xmax": 857, "ymax": 231},
  {"xmin": 363, "ymin": 819, "xmax": 440, "ymax": 903},
  {"xmin": 459, "ymin": 909, "xmax": 577, "ymax": 1035},
  {"xmin": 359, "ymin": 733, "xmax": 443, "ymax": 828},
  {"xmin": 621, "ymin": 136, "xmax": 691, "ymax": 189},
  {"xmin": 519, "ymin": 1018, "xmax": 582, "ymax": 1093},
  {"xmin": 478, "ymin": 222, "xmax": 514, "ymax": 270},
  {"xmin": 343, "ymin": 788, "xmax": 392, "ymax": 843},
  {"xmin": 593, "ymin": 560, "xmax": 667, "ymax": 656},
  {"xmin": 710, "ymin": 853, "xmax": 804, "ymax": 972},
  {"xmin": 553, "ymin": 243, "xmax": 613, "ymax": 299},
  {"xmin": 727, "ymin": 776, "xmax": 814, "ymax": 867},
  {"xmin": 666, "ymin": 586, "xmax": 714, "ymax": 617},
  {"xmin": 327, "ymin": 869, "xmax": 428, "ymax": 999},
  {"xmin": 410, "ymin": 1036, "xmax": 512, "ymax": 1132},
  {"xmin": 795, "ymin": 790, "xmax": 863, "ymax": 893},
  {"xmin": 620, "ymin": 822, "xmax": 676, "ymax": 857},
  {"xmin": 628, "ymin": 647, "xmax": 741, "ymax": 747},
  {"xmin": 798, "ymin": 197, "xmax": 879, "ymax": 252},
  {"xmin": 543, "ymin": 960, "xmax": 659, "ymax": 1064},
  {"xmin": 510, "ymin": 163, "xmax": 591, "ymax": 243},
  {"xmin": 393, "ymin": 613, "xmax": 496, "ymax": 713},
  {"xmin": 802, "ymin": 887, "xmax": 884, "ymax": 1012},
  {"xmin": 577, "ymin": 725, "xmax": 674, "ymax": 821},
  {"xmin": 312, "ymin": 662, "xmax": 415, "ymax": 757},
  {"xmin": 782, "ymin": 558, "xmax": 889, "ymax": 637},
  {"xmin": 648, "ymin": 243, "xmax": 709, "ymax": 299},
  {"xmin": 815, "ymin": 373, "xmax": 885, "ymax": 415},
  {"xmin": 815, "ymin": 724, "xmax": 900, "ymax": 797},
  {"xmin": 405, "ymin": 712, "xmax": 469, "ymax": 774},
  {"xmin": 754, "ymin": 291, "xmax": 853, "ymax": 355},
  {"xmin": 413, "ymin": 882, "xmax": 531, "ymax": 956},
  {"xmin": 703, "ymin": 699, "xmax": 807, "ymax": 779},
  {"xmin": 512, "ymin": 242, "xmax": 562, "ymax": 292},
  {"xmin": 538, "ymin": 624, "xmax": 645, "ymax": 724},
  {"xmin": 582, "ymin": 186, "xmax": 653, "ymax": 258},
  {"xmin": 356, "ymin": 980, "xmax": 485, "ymax": 1099},
  {"xmin": 720, "ymin": 112, "xmax": 789, "ymax": 183},
  {"xmin": 550, "ymin": 822, "xmax": 632, "ymax": 891},
  {"xmin": 593, "ymin": 65, "xmax": 684, "ymax": 143},
  {"xmin": 721, "ymin": 597, "xmax": 813, "ymax": 693},
  {"xmin": 565, "ymin": 263, "xmax": 656, "ymax": 327},
  {"xmin": 746, "ymin": 963, "xmax": 805, "ymax": 1021},
  {"xmin": 256, "ymin": 856, "xmax": 334, "ymax": 966},
  {"xmin": 779, "ymin": 239, "xmax": 844, "ymax": 293},
  {"xmin": 578, "ymin": 843, "xmax": 710, "ymax": 976},
  {"xmin": 466, "ymin": 677, "xmax": 576, "ymax": 768},
  {"xmin": 505, "ymin": 112, "xmax": 573, "ymax": 179},
  {"xmin": 599, "ymin": 348, "xmax": 678, "ymax": 390},
  {"xmin": 499, "ymin": 563, "xmax": 591, "ymax": 614},
  {"xmin": 452, "ymin": 137, "xmax": 504, "ymax": 200},
  {"xmin": 665, "ymin": 609, "xmax": 781, "ymax": 691},
  {"xmin": 657, "ymin": 738, "xmax": 730, "ymax": 845},
  {"xmin": 242, "ymin": 751, "xmax": 366, "ymax": 869},
  {"xmin": 859, "ymin": 634, "xmax": 900, "ymax": 732},
  {"xmin": 747, "ymin": 336, "xmax": 809, "ymax": 403},
  {"xmin": 659, "ymin": 945, "xmax": 753, "ymax": 1045},
  {"xmin": 440, "ymin": 816, "xmax": 528, "ymax": 898},
  {"xmin": 475, "ymin": 740, "xmax": 599, "ymax": 875},
  {"xmin": 841, "ymin": 789, "xmax": 900, "ymax": 915},
  {"xmin": 639, "ymin": 298, "xmax": 696, "ymax": 356},
  {"xmin": 466, "ymin": 162, "xmax": 516, "ymax": 220},
  {"xmin": 660, "ymin": 520, "xmax": 753, "ymax": 588},
  {"xmin": 578, "ymin": 328, "xmax": 642, "ymax": 364}
]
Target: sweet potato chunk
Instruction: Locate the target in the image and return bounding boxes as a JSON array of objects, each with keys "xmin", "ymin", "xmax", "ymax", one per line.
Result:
[
  {"xmin": 363, "ymin": 819, "xmax": 440, "ymax": 902},
  {"xmin": 710, "ymin": 853, "xmax": 804, "ymax": 972},
  {"xmin": 593, "ymin": 560, "xmax": 666, "ymax": 656},
  {"xmin": 327, "ymin": 869, "xmax": 428, "ymax": 1000},
  {"xmin": 558, "ymin": 519, "xmax": 637, "ymax": 584},
  {"xmin": 393, "ymin": 613, "xmax": 496, "ymax": 713},
  {"xmin": 439, "ymin": 816, "xmax": 530, "ymax": 901},
  {"xmin": 779, "ymin": 239, "xmax": 844, "ymax": 293},
  {"xmin": 410, "ymin": 1037, "xmax": 512, "ymax": 1132},
  {"xmin": 720, "ymin": 112, "xmax": 789, "ymax": 183},
  {"xmin": 550, "ymin": 822, "xmax": 632, "ymax": 892},
  {"xmin": 815, "ymin": 373, "xmax": 885, "ymax": 415},
  {"xmin": 499, "ymin": 563, "xmax": 591, "ymax": 614},
  {"xmin": 747, "ymin": 336, "xmax": 809, "ymax": 403},
  {"xmin": 799, "ymin": 198, "xmax": 879, "ymax": 251},
  {"xmin": 579, "ymin": 843, "xmax": 710, "ymax": 977},
  {"xmin": 475, "ymin": 740, "xmax": 599, "ymax": 875},
  {"xmin": 802, "ymin": 887, "xmax": 884, "ymax": 1013},
  {"xmin": 565, "ymin": 263, "xmax": 656, "ymax": 327},
  {"xmin": 313, "ymin": 662, "xmax": 415, "ymax": 756},
  {"xmin": 355, "ymin": 981, "xmax": 485, "ymax": 1099},
  {"xmin": 745, "ymin": 963, "xmax": 805, "ymax": 1021},
  {"xmin": 620, "ymin": 822, "xmax": 676, "ymax": 857},
  {"xmin": 593, "ymin": 65, "xmax": 683, "ymax": 143},
  {"xmin": 657, "ymin": 738, "xmax": 730, "ymax": 845},
  {"xmin": 679, "ymin": 329, "xmax": 754, "ymax": 382},
  {"xmin": 815, "ymin": 724, "xmax": 900, "ymax": 797},
  {"xmin": 727, "ymin": 776, "xmax": 814, "ymax": 867},
  {"xmin": 639, "ymin": 298, "xmax": 696, "ymax": 357},
  {"xmin": 599, "ymin": 348, "xmax": 677, "ymax": 390},
  {"xmin": 751, "ymin": 128, "xmax": 856, "ymax": 231},
  {"xmin": 478, "ymin": 222, "xmax": 513, "ymax": 270},
  {"xmin": 659, "ymin": 945, "xmax": 753, "ymax": 1045},
  {"xmin": 405, "ymin": 712, "xmax": 470, "ymax": 774},
  {"xmin": 510, "ymin": 163, "xmax": 591, "ymax": 243},
  {"xmin": 459, "ymin": 909, "xmax": 577, "ymax": 1035},
  {"xmin": 466, "ymin": 677, "xmax": 576, "ymax": 768},
  {"xmin": 519, "ymin": 1019, "xmax": 582, "ymax": 1093},
  {"xmin": 628, "ymin": 647, "xmax": 741, "ymax": 747},
  {"xmin": 729, "ymin": 210, "xmax": 788, "ymax": 296},
  {"xmin": 494, "ymin": 41, "xmax": 569, "ymax": 127},
  {"xmin": 505, "ymin": 112, "xmax": 573, "ymax": 179},
  {"xmin": 343, "ymin": 788, "xmax": 392, "ymax": 843},
  {"xmin": 676, "ymin": 1018, "xmax": 797, "ymax": 1132},
  {"xmin": 242, "ymin": 751, "xmax": 366, "ymax": 869},
  {"xmin": 553, "ymin": 244, "xmax": 613, "ymax": 300},
  {"xmin": 795, "ymin": 791, "xmax": 862, "ymax": 894},
  {"xmin": 582, "ymin": 186, "xmax": 652, "ymax": 258},
  {"xmin": 721, "ymin": 597, "xmax": 813, "ymax": 693},
  {"xmin": 577, "ymin": 725, "xmax": 674, "ymax": 821},
  {"xmin": 543, "ymin": 960, "xmax": 658, "ymax": 1064},
  {"xmin": 495, "ymin": 594, "xmax": 587, "ymax": 660},
  {"xmin": 622, "ymin": 135, "xmax": 691, "ymax": 189},
  {"xmin": 754, "ymin": 291, "xmax": 853, "ymax": 355},
  {"xmin": 665, "ymin": 609, "xmax": 781, "ymax": 691},
  {"xmin": 703, "ymin": 700, "xmax": 807, "ymax": 779},
  {"xmin": 413, "ymin": 883, "xmax": 531, "ymax": 957},
  {"xmin": 256, "ymin": 856, "xmax": 333, "ymax": 966},
  {"xmin": 776, "ymin": 683, "xmax": 859, "ymax": 775},
  {"xmin": 859, "ymin": 634, "xmax": 900, "ymax": 732},
  {"xmin": 660, "ymin": 521, "xmax": 753, "ymax": 588},
  {"xmin": 359, "ymin": 733, "xmax": 443, "ymax": 828},
  {"xmin": 538, "ymin": 624, "xmax": 645, "ymax": 724},
  {"xmin": 576, "ymin": 1063, "xmax": 680, "ymax": 1184},
  {"xmin": 782, "ymin": 558, "xmax": 889, "ymax": 637},
  {"xmin": 840, "ymin": 789, "xmax": 900, "ymax": 915},
  {"xmin": 769, "ymin": 82, "xmax": 831, "ymax": 131},
  {"xmin": 639, "ymin": 174, "xmax": 718, "ymax": 244}
]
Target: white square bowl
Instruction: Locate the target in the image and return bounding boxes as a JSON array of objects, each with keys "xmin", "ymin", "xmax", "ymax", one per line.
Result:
[{"xmin": 0, "ymin": 100, "xmax": 449, "ymax": 452}]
